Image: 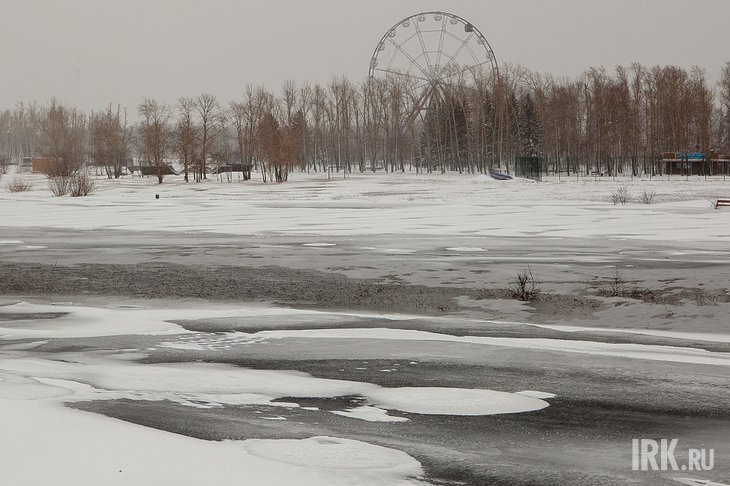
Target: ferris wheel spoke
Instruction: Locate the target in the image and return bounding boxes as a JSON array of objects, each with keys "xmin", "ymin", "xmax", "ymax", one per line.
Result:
[
  {"xmin": 464, "ymin": 43, "xmax": 481, "ymax": 66},
  {"xmin": 413, "ymin": 22, "xmax": 432, "ymax": 72},
  {"xmin": 374, "ymin": 67, "xmax": 429, "ymax": 83},
  {"xmin": 385, "ymin": 47, "xmax": 400, "ymax": 72},
  {"xmin": 434, "ymin": 16, "xmax": 448, "ymax": 69},
  {"xmin": 387, "ymin": 37, "xmax": 432, "ymax": 80},
  {"xmin": 440, "ymin": 33, "xmax": 474, "ymax": 70}
]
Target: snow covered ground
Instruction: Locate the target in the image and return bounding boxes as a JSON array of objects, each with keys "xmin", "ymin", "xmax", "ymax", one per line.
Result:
[
  {"xmin": 1, "ymin": 171, "xmax": 729, "ymax": 241},
  {"xmin": 0, "ymin": 397, "xmax": 424, "ymax": 486}
]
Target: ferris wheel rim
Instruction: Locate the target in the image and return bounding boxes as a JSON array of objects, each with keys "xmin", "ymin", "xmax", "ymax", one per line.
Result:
[{"xmin": 368, "ymin": 11, "xmax": 500, "ymax": 83}]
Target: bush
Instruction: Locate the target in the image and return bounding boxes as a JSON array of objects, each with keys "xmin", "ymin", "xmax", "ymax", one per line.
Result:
[
  {"xmin": 596, "ymin": 267, "xmax": 655, "ymax": 300},
  {"xmin": 48, "ymin": 173, "xmax": 95, "ymax": 197},
  {"xmin": 640, "ymin": 188, "xmax": 656, "ymax": 204},
  {"xmin": 610, "ymin": 187, "xmax": 630, "ymax": 205},
  {"xmin": 509, "ymin": 266, "xmax": 540, "ymax": 301},
  {"xmin": 69, "ymin": 173, "xmax": 95, "ymax": 197},
  {"xmin": 48, "ymin": 175, "xmax": 70, "ymax": 196},
  {"xmin": 5, "ymin": 178, "xmax": 33, "ymax": 192},
  {"xmin": 598, "ymin": 268, "xmax": 629, "ymax": 297}
]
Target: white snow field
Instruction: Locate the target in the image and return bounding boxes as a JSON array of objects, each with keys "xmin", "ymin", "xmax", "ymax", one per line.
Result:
[
  {"xmin": 0, "ymin": 398, "xmax": 424, "ymax": 486},
  {"xmin": 0, "ymin": 171, "xmax": 729, "ymax": 242}
]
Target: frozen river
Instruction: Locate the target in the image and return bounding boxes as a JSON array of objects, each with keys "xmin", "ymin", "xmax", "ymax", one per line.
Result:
[{"xmin": 1, "ymin": 297, "xmax": 729, "ymax": 485}]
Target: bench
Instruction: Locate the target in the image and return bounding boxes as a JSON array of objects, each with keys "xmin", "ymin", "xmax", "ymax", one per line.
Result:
[{"xmin": 716, "ymin": 199, "xmax": 730, "ymax": 209}]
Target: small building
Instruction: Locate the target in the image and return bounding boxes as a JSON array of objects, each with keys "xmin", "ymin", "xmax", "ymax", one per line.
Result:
[
  {"xmin": 31, "ymin": 157, "xmax": 59, "ymax": 174},
  {"xmin": 661, "ymin": 151, "xmax": 730, "ymax": 176}
]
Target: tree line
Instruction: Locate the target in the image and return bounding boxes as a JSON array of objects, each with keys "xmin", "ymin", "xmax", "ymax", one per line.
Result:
[{"xmin": 1, "ymin": 62, "xmax": 729, "ymax": 182}]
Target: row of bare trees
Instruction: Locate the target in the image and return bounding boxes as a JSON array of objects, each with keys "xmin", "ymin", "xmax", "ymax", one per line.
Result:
[{"xmin": 1, "ymin": 62, "xmax": 729, "ymax": 182}]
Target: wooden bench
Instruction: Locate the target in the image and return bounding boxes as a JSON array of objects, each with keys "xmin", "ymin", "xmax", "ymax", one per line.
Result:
[{"xmin": 716, "ymin": 199, "xmax": 730, "ymax": 209}]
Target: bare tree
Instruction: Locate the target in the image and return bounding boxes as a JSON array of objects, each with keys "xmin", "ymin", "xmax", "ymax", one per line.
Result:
[
  {"xmin": 310, "ymin": 83, "xmax": 328, "ymax": 172},
  {"xmin": 0, "ymin": 153, "xmax": 8, "ymax": 176},
  {"xmin": 256, "ymin": 111, "xmax": 280, "ymax": 183},
  {"xmin": 89, "ymin": 104, "xmax": 132, "ymax": 178},
  {"xmin": 689, "ymin": 67, "xmax": 714, "ymax": 171},
  {"xmin": 137, "ymin": 98, "xmax": 171, "ymax": 184},
  {"xmin": 0, "ymin": 114, "xmax": 11, "ymax": 174},
  {"xmin": 229, "ymin": 100, "xmax": 252, "ymax": 180},
  {"xmin": 193, "ymin": 93, "xmax": 226, "ymax": 182},
  {"xmin": 719, "ymin": 62, "xmax": 730, "ymax": 154},
  {"xmin": 175, "ymin": 97, "xmax": 197, "ymax": 182},
  {"xmin": 1, "ymin": 102, "xmax": 42, "ymax": 161},
  {"xmin": 40, "ymin": 98, "xmax": 86, "ymax": 177}
]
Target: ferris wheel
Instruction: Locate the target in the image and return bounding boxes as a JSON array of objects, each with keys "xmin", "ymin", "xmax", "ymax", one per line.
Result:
[{"xmin": 368, "ymin": 11, "xmax": 499, "ymax": 121}]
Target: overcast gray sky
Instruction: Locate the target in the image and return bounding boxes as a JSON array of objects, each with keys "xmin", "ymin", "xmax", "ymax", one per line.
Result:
[{"xmin": 1, "ymin": 0, "xmax": 729, "ymax": 112}]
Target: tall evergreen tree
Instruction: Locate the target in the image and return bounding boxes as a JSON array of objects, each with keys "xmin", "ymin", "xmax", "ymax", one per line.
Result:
[{"xmin": 518, "ymin": 93, "xmax": 541, "ymax": 157}]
